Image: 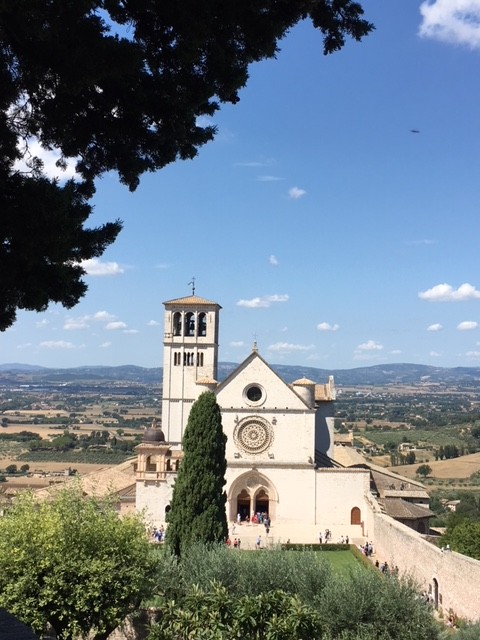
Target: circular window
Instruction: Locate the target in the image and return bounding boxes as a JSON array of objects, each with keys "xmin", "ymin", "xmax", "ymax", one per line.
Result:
[
  {"xmin": 234, "ymin": 417, "xmax": 273, "ymax": 455},
  {"xmin": 244, "ymin": 384, "xmax": 265, "ymax": 406}
]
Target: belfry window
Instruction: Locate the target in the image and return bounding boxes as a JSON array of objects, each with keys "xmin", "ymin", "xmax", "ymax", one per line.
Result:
[
  {"xmin": 173, "ymin": 312, "xmax": 182, "ymax": 336},
  {"xmin": 185, "ymin": 312, "xmax": 195, "ymax": 336},
  {"xmin": 174, "ymin": 352, "xmax": 181, "ymax": 366},
  {"xmin": 198, "ymin": 312, "xmax": 207, "ymax": 337},
  {"xmin": 197, "ymin": 352, "xmax": 204, "ymax": 367},
  {"xmin": 183, "ymin": 352, "xmax": 195, "ymax": 366}
]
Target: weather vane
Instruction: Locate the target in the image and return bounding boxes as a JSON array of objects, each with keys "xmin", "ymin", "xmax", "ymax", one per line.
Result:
[{"xmin": 188, "ymin": 277, "xmax": 196, "ymax": 295}]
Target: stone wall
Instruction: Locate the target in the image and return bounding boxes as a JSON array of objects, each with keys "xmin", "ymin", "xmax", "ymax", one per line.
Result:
[{"xmin": 373, "ymin": 511, "xmax": 480, "ymax": 622}]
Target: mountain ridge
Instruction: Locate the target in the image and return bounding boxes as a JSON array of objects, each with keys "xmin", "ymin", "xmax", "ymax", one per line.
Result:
[{"xmin": 2, "ymin": 362, "xmax": 480, "ymax": 386}]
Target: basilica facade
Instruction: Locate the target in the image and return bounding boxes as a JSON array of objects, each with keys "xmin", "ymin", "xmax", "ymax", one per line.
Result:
[{"xmin": 135, "ymin": 294, "xmax": 372, "ymax": 542}]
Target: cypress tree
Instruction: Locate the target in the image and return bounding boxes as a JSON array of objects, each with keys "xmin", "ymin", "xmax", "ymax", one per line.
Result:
[{"xmin": 166, "ymin": 391, "xmax": 228, "ymax": 556}]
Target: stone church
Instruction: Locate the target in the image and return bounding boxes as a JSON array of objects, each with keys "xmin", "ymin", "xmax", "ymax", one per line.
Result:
[{"xmin": 135, "ymin": 293, "xmax": 373, "ymax": 542}]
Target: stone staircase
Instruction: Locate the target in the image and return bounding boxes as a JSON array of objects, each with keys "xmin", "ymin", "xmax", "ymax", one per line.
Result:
[{"xmin": 228, "ymin": 522, "xmax": 366, "ymax": 550}]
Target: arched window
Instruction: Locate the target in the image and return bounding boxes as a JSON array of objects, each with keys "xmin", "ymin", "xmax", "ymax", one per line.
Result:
[
  {"xmin": 185, "ymin": 312, "xmax": 195, "ymax": 336},
  {"xmin": 198, "ymin": 312, "xmax": 207, "ymax": 336},
  {"xmin": 351, "ymin": 507, "xmax": 361, "ymax": 525},
  {"xmin": 173, "ymin": 312, "xmax": 182, "ymax": 336}
]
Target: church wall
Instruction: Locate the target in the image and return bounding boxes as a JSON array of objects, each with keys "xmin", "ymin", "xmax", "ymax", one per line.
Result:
[
  {"xmin": 221, "ymin": 409, "xmax": 315, "ymax": 466},
  {"xmin": 226, "ymin": 465, "xmax": 316, "ymax": 525},
  {"xmin": 135, "ymin": 478, "xmax": 175, "ymax": 527},
  {"xmin": 315, "ymin": 402, "xmax": 335, "ymax": 457},
  {"xmin": 216, "ymin": 358, "xmax": 311, "ymax": 412},
  {"xmin": 315, "ymin": 469, "xmax": 371, "ymax": 536},
  {"xmin": 372, "ymin": 511, "xmax": 480, "ymax": 622}
]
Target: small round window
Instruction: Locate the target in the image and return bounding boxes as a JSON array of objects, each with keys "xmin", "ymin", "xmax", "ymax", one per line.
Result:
[{"xmin": 244, "ymin": 384, "xmax": 265, "ymax": 405}]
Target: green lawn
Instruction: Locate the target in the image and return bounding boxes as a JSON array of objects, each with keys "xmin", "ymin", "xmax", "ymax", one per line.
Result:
[{"xmin": 321, "ymin": 549, "xmax": 364, "ymax": 573}]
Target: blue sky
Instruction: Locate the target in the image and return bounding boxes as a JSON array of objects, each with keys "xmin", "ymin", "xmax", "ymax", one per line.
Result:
[{"xmin": 3, "ymin": 0, "xmax": 480, "ymax": 371}]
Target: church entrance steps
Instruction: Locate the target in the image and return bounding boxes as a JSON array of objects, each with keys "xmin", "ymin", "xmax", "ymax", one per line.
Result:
[{"xmin": 228, "ymin": 522, "xmax": 367, "ymax": 549}]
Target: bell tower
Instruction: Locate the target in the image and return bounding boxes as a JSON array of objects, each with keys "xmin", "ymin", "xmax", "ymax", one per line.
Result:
[{"xmin": 161, "ymin": 292, "xmax": 221, "ymax": 443}]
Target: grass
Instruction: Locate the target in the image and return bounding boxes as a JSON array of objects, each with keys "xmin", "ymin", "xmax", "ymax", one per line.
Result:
[{"xmin": 320, "ymin": 549, "xmax": 363, "ymax": 574}]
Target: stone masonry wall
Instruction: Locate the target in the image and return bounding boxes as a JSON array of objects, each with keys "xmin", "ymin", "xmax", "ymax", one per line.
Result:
[{"xmin": 373, "ymin": 511, "xmax": 480, "ymax": 622}]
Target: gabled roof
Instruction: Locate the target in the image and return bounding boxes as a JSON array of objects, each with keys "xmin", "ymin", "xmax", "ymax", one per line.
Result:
[
  {"xmin": 383, "ymin": 498, "xmax": 435, "ymax": 520},
  {"xmin": 163, "ymin": 295, "xmax": 221, "ymax": 307},
  {"xmin": 35, "ymin": 462, "xmax": 135, "ymax": 500},
  {"xmin": 0, "ymin": 609, "xmax": 38, "ymax": 640},
  {"xmin": 215, "ymin": 349, "xmax": 313, "ymax": 409}
]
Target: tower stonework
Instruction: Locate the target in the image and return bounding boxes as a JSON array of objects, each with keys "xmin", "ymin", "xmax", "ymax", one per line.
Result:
[{"xmin": 161, "ymin": 295, "xmax": 221, "ymax": 443}]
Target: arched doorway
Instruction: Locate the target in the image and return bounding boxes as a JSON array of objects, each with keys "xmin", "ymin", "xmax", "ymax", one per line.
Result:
[
  {"xmin": 255, "ymin": 489, "xmax": 269, "ymax": 516},
  {"xmin": 236, "ymin": 489, "xmax": 250, "ymax": 521},
  {"xmin": 351, "ymin": 507, "xmax": 361, "ymax": 525},
  {"xmin": 228, "ymin": 472, "xmax": 278, "ymax": 523}
]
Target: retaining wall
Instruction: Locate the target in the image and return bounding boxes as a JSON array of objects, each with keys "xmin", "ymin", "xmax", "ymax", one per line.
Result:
[{"xmin": 373, "ymin": 511, "xmax": 480, "ymax": 622}]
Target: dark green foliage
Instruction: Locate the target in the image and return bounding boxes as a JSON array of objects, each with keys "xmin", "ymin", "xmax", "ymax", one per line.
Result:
[
  {"xmin": 318, "ymin": 569, "xmax": 438, "ymax": 640},
  {"xmin": 149, "ymin": 583, "xmax": 322, "ymax": 640},
  {"xmin": 417, "ymin": 464, "xmax": 432, "ymax": 478},
  {"xmin": 161, "ymin": 543, "xmax": 332, "ymax": 603},
  {"xmin": 443, "ymin": 520, "xmax": 480, "ymax": 560},
  {"xmin": 0, "ymin": 175, "xmax": 121, "ymax": 329},
  {"xmin": 0, "ymin": 1, "xmax": 372, "ymax": 329},
  {"xmin": 166, "ymin": 392, "xmax": 228, "ymax": 556},
  {"xmin": 149, "ymin": 546, "xmax": 438, "ymax": 640}
]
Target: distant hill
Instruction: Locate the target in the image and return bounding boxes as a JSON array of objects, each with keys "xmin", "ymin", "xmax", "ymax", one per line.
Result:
[{"xmin": 2, "ymin": 362, "xmax": 480, "ymax": 387}]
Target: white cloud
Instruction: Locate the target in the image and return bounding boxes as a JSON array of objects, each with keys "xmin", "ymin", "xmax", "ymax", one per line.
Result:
[
  {"xmin": 317, "ymin": 322, "xmax": 340, "ymax": 332},
  {"xmin": 99, "ymin": 342, "xmax": 112, "ymax": 348},
  {"xmin": 257, "ymin": 175, "xmax": 283, "ymax": 182},
  {"xmin": 427, "ymin": 323, "xmax": 443, "ymax": 331},
  {"xmin": 237, "ymin": 294, "xmax": 289, "ymax": 308},
  {"xmin": 94, "ymin": 311, "xmax": 116, "ymax": 322},
  {"xmin": 268, "ymin": 342, "xmax": 315, "ymax": 353},
  {"xmin": 17, "ymin": 342, "xmax": 32, "ymax": 349},
  {"xmin": 35, "ymin": 319, "xmax": 49, "ymax": 328},
  {"xmin": 147, "ymin": 320, "xmax": 161, "ymax": 326},
  {"xmin": 288, "ymin": 186, "xmax": 307, "ymax": 199},
  {"xmin": 356, "ymin": 340, "xmax": 384, "ymax": 351},
  {"xmin": 155, "ymin": 263, "xmax": 170, "ymax": 269},
  {"xmin": 269, "ymin": 255, "xmax": 279, "ymax": 266},
  {"xmin": 105, "ymin": 321, "xmax": 128, "ymax": 330},
  {"xmin": 64, "ymin": 316, "xmax": 89, "ymax": 330},
  {"xmin": 235, "ymin": 159, "xmax": 274, "ymax": 167},
  {"xmin": 80, "ymin": 258, "xmax": 124, "ymax": 277},
  {"xmin": 430, "ymin": 351, "xmax": 442, "ymax": 357},
  {"xmin": 406, "ymin": 239, "xmax": 436, "ymax": 246},
  {"xmin": 390, "ymin": 349, "xmax": 402, "ymax": 355},
  {"xmin": 457, "ymin": 320, "xmax": 478, "ymax": 331},
  {"xmin": 418, "ymin": 282, "xmax": 480, "ymax": 302},
  {"xmin": 123, "ymin": 329, "xmax": 139, "ymax": 334},
  {"xmin": 14, "ymin": 138, "xmax": 78, "ymax": 180},
  {"xmin": 229, "ymin": 341, "xmax": 244, "ymax": 347},
  {"xmin": 39, "ymin": 340, "xmax": 76, "ymax": 349},
  {"xmin": 419, "ymin": 0, "xmax": 480, "ymax": 49}
]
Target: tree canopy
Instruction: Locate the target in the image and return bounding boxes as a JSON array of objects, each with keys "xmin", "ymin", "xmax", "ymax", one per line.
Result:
[
  {"xmin": 0, "ymin": 0, "xmax": 372, "ymax": 329},
  {"xmin": 166, "ymin": 391, "xmax": 228, "ymax": 556},
  {"xmin": 0, "ymin": 484, "xmax": 161, "ymax": 640}
]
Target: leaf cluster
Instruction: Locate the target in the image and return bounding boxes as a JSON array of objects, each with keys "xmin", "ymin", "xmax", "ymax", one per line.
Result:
[
  {"xmin": 0, "ymin": 483, "xmax": 161, "ymax": 640},
  {"xmin": 0, "ymin": 0, "xmax": 372, "ymax": 328}
]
